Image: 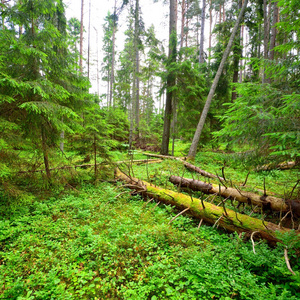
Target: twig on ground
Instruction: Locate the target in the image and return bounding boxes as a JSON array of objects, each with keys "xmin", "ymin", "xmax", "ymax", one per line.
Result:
[
  {"xmin": 284, "ymin": 247, "xmax": 296, "ymax": 276},
  {"xmin": 250, "ymin": 231, "xmax": 259, "ymax": 254}
]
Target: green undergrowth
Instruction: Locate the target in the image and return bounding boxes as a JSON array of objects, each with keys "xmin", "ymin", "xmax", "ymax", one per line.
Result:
[{"xmin": 1, "ymin": 183, "xmax": 299, "ymax": 299}]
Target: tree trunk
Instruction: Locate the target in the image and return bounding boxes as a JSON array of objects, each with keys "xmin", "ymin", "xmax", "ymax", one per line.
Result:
[
  {"xmin": 188, "ymin": 0, "xmax": 248, "ymax": 159},
  {"xmin": 110, "ymin": 0, "xmax": 117, "ymax": 107},
  {"xmin": 132, "ymin": 0, "xmax": 140, "ymax": 140},
  {"xmin": 208, "ymin": 0, "xmax": 212, "ymax": 66},
  {"xmin": 180, "ymin": 0, "xmax": 185, "ymax": 48},
  {"xmin": 41, "ymin": 127, "xmax": 51, "ymax": 182},
  {"xmin": 161, "ymin": 0, "xmax": 177, "ymax": 155},
  {"xmin": 94, "ymin": 134, "xmax": 97, "ymax": 177},
  {"xmin": 169, "ymin": 175, "xmax": 290, "ymax": 213},
  {"xmin": 142, "ymin": 152, "xmax": 182, "ymax": 160},
  {"xmin": 79, "ymin": 0, "xmax": 84, "ymax": 72},
  {"xmin": 184, "ymin": 161, "xmax": 224, "ymax": 180},
  {"xmin": 199, "ymin": 0, "xmax": 206, "ymax": 63},
  {"xmin": 269, "ymin": 1, "xmax": 279, "ymax": 61},
  {"xmin": 87, "ymin": 0, "xmax": 91, "ymax": 79},
  {"xmin": 262, "ymin": 0, "xmax": 270, "ymax": 83},
  {"xmin": 60, "ymin": 130, "xmax": 64, "ymax": 152},
  {"xmin": 115, "ymin": 169, "xmax": 292, "ymax": 244},
  {"xmin": 171, "ymin": 100, "xmax": 177, "ymax": 156},
  {"xmin": 232, "ymin": 0, "xmax": 242, "ymax": 101}
]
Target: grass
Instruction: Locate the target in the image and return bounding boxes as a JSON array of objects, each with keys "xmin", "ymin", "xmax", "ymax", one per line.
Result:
[{"xmin": 1, "ymin": 182, "xmax": 299, "ymax": 299}]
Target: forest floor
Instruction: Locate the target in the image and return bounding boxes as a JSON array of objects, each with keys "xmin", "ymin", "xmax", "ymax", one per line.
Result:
[{"xmin": 0, "ymin": 147, "xmax": 299, "ymax": 299}]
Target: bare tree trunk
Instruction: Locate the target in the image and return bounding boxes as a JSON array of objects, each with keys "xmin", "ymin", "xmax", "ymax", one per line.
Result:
[
  {"xmin": 60, "ymin": 130, "xmax": 64, "ymax": 152},
  {"xmin": 232, "ymin": 0, "xmax": 242, "ymax": 101},
  {"xmin": 161, "ymin": 0, "xmax": 177, "ymax": 155},
  {"xmin": 269, "ymin": 1, "xmax": 278, "ymax": 61},
  {"xmin": 208, "ymin": 0, "xmax": 212, "ymax": 66},
  {"xmin": 94, "ymin": 27, "xmax": 100, "ymax": 96},
  {"xmin": 180, "ymin": 0, "xmax": 185, "ymax": 48},
  {"xmin": 239, "ymin": 21, "xmax": 244, "ymax": 82},
  {"xmin": 262, "ymin": 0, "xmax": 270, "ymax": 83},
  {"xmin": 41, "ymin": 127, "xmax": 51, "ymax": 182},
  {"xmin": 171, "ymin": 100, "xmax": 177, "ymax": 156},
  {"xmin": 199, "ymin": 0, "xmax": 206, "ymax": 64},
  {"xmin": 110, "ymin": 0, "xmax": 117, "ymax": 107},
  {"xmin": 87, "ymin": 0, "xmax": 91, "ymax": 79},
  {"xmin": 79, "ymin": 0, "xmax": 84, "ymax": 72},
  {"xmin": 94, "ymin": 134, "xmax": 97, "ymax": 177},
  {"xmin": 129, "ymin": 72, "xmax": 136, "ymax": 150},
  {"xmin": 188, "ymin": 0, "xmax": 248, "ymax": 159},
  {"xmin": 133, "ymin": 0, "xmax": 140, "ymax": 140}
]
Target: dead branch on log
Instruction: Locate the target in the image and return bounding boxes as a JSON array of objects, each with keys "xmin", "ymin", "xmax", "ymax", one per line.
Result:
[
  {"xmin": 115, "ymin": 168, "xmax": 295, "ymax": 244},
  {"xmin": 143, "ymin": 198, "xmax": 154, "ymax": 207},
  {"xmin": 169, "ymin": 207, "xmax": 190, "ymax": 224},
  {"xmin": 198, "ymin": 219, "xmax": 203, "ymax": 229}
]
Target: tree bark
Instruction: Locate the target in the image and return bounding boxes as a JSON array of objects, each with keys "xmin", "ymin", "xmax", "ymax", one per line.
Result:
[
  {"xmin": 262, "ymin": 0, "xmax": 270, "ymax": 83},
  {"xmin": 199, "ymin": 0, "xmax": 206, "ymax": 64},
  {"xmin": 188, "ymin": 0, "xmax": 248, "ymax": 159},
  {"xmin": 161, "ymin": 0, "xmax": 177, "ymax": 155},
  {"xmin": 109, "ymin": 0, "xmax": 117, "ymax": 107},
  {"xmin": 208, "ymin": 0, "xmax": 212, "ymax": 66},
  {"xmin": 79, "ymin": 0, "xmax": 84, "ymax": 72},
  {"xmin": 232, "ymin": 0, "xmax": 242, "ymax": 101},
  {"xmin": 169, "ymin": 175, "xmax": 290, "ymax": 213},
  {"xmin": 115, "ymin": 168, "xmax": 292, "ymax": 244},
  {"xmin": 41, "ymin": 127, "xmax": 51, "ymax": 182},
  {"xmin": 269, "ymin": 1, "xmax": 279, "ymax": 61},
  {"xmin": 87, "ymin": 0, "xmax": 91, "ymax": 79},
  {"xmin": 183, "ymin": 162, "xmax": 224, "ymax": 180},
  {"xmin": 180, "ymin": 0, "xmax": 185, "ymax": 48}
]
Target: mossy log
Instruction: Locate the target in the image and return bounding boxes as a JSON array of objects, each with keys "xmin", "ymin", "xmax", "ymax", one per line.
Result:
[
  {"xmin": 169, "ymin": 175, "xmax": 289, "ymax": 213},
  {"xmin": 115, "ymin": 169, "xmax": 294, "ymax": 244}
]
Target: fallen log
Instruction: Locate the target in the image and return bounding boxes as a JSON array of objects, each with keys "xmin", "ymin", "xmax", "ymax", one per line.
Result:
[
  {"xmin": 115, "ymin": 169, "xmax": 294, "ymax": 244},
  {"xmin": 142, "ymin": 153, "xmax": 183, "ymax": 160},
  {"xmin": 117, "ymin": 159, "xmax": 163, "ymax": 165},
  {"xmin": 257, "ymin": 161, "xmax": 296, "ymax": 171},
  {"xmin": 169, "ymin": 175, "xmax": 290, "ymax": 213},
  {"xmin": 183, "ymin": 162, "xmax": 224, "ymax": 181},
  {"xmin": 17, "ymin": 159, "xmax": 162, "ymax": 174}
]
